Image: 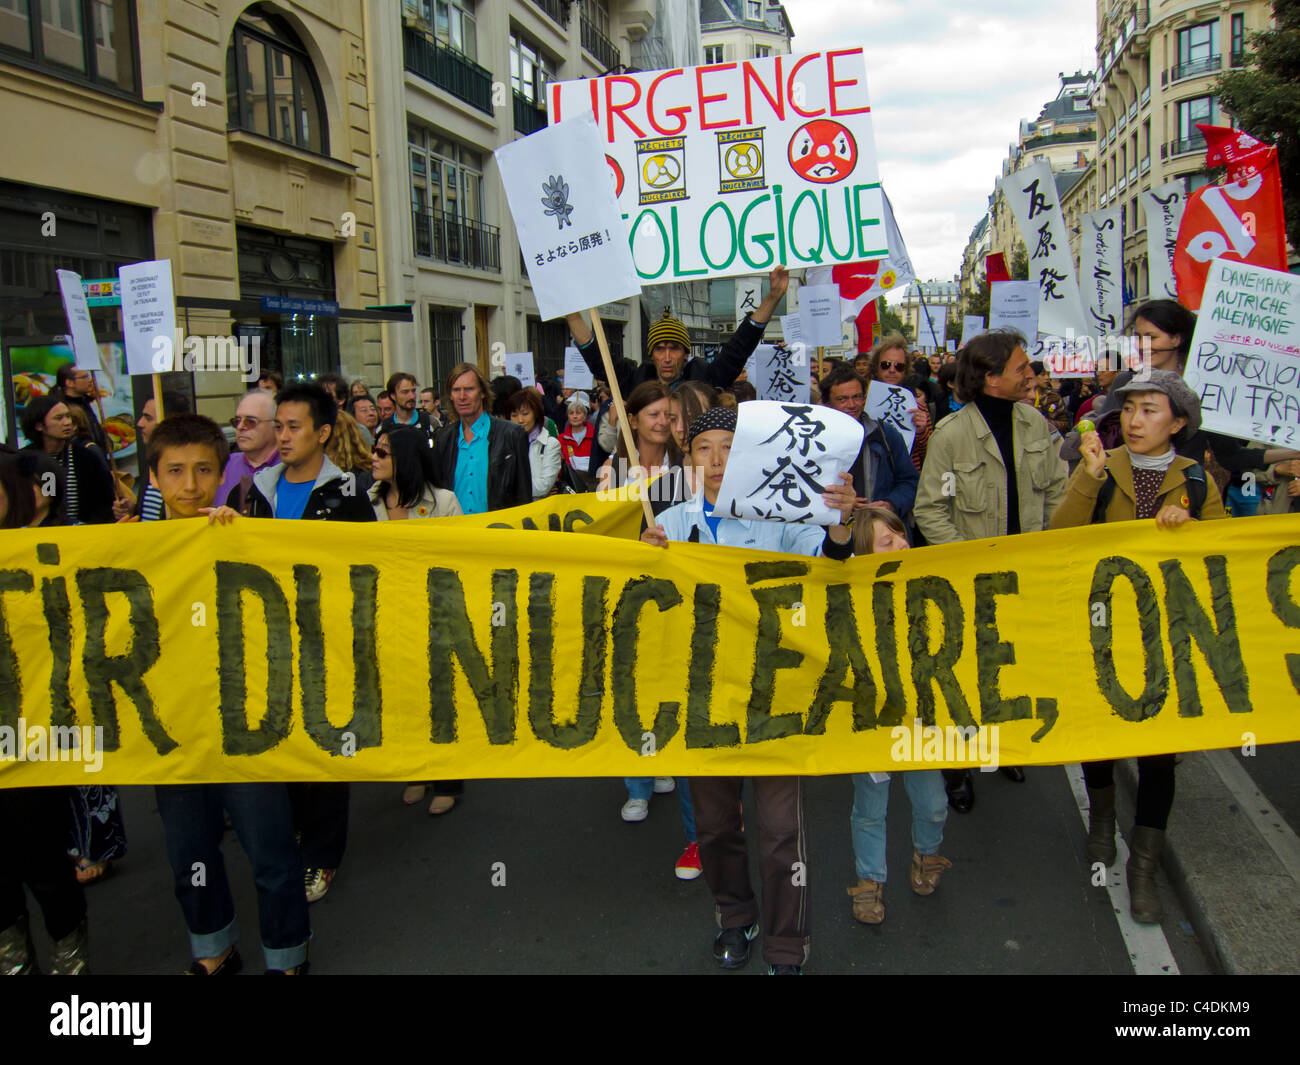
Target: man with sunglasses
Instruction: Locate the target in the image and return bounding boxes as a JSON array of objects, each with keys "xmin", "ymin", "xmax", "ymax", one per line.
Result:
[{"xmin": 215, "ymin": 389, "xmax": 279, "ymax": 508}]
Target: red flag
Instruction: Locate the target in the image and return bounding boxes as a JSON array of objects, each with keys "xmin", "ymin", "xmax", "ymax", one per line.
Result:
[
  {"xmin": 1173, "ymin": 125, "xmax": 1288, "ymax": 310},
  {"xmin": 985, "ymin": 253, "xmax": 1010, "ymax": 284},
  {"xmin": 855, "ymin": 299, "xmax": 878, "ymax": 354}
]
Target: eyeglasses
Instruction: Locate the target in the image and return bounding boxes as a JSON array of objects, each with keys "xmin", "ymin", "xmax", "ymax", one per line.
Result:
[
  {"xmin": 372, "ymin": 447, "xmax": 390, "ymax": 459},
  {"xmin": 878, "ymin": 361, "xmax": 906, "ymax": 371},
  {"xmin": 230, "ymin": 416, "xmax": 270, "ymax": 429}
]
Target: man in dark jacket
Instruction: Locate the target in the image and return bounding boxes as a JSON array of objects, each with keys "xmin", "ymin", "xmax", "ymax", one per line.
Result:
[
  {"xmin": 245, "ymin": 383, "xmax": 374, "ymax": 906},
  {"xmin": 431, "ymin": 363, "xmax": 532, "ymax": 514},
  {"xmin": 54, "ymin": 364, "xmax": 109, "ymax": 453},
  {"xmin": 380, "ymin": 372, "xmax": 436, "ymax": 440},
  {"xmin": 566, "ymin": 266, "xmax": 789, "ymax": 395},
  {"xmin": 818, "ymin": 364, "xmax": 918, "ymax": 519}
]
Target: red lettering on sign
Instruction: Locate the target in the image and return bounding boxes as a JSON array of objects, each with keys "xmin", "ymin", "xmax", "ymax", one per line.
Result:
[
  {"xmin": 827, "ymin": 49, "xmax": 870, "ymax": 116},
  {"xmin": 742, "ymin": 57, "xmax": 784, "ymax": 123},
  {"xmin": 605, "ymin": 76, "xmax": 646, "ymax": 140},
  {"xmin": 646, "ymin": 69, "xmax": 689, "ymax": 135},
  {"xmin": 696, "ymin": 63, "xmax": 740, "ymax": 130},
  {"xmin": 550, "ymin": 81, "xmax": 563, "ymax": 121},
  {"xmin": 787, "ymin": 53, "xmax": 825, "ymax": 117}
]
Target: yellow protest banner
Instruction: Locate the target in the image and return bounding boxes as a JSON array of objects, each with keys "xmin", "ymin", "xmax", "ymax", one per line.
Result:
[{"xmin": 2, "ymin": 504, "xmax": 1299, "ymax": 786}]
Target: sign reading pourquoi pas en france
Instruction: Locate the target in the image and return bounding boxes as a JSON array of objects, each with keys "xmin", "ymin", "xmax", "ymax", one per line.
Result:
[
  {"xmin": 2, "ymin": 499, "xmax": 1300, "ymax": 787},
  {"xmin": 549, "ymin": 49, "xmax": 882, "ymax": 283}
]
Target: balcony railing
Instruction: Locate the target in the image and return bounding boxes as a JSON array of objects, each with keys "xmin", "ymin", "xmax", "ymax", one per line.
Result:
[
  {"xmin": 1117, "ymin": 109, "xmax": 1128, "ymax": 131},
  {"xmin": 1169, "ymin": 134, "xmax": 1207, "ymax": 158},
  {"xmin": 412, "ymin": 208, "xmax": 502, "ymax": 271},
  {"xmin": 1128, "ymin": 165, "xmax": 1138, "ymax": 183},
  {"xmin": 528, "ymin": 0, "xmax": 569, "ymax": 26},
  {"xmin": 580, "ymin": 10, "xmax": 619, "ymax": 71},
  {"xmin": 1169, "ymin": 53, "xmax": 1222, "ymax": 83},
  {"xmin": 1230, "ymin": 48, "xmax": 1247, "ymax": 68},
  {"xmin": 1118, "ymin": 174, "xmax": 1127, "ymax": 192},
  {"xmin": 403, "ymin": 26, "xmax": 493, "ymax": 114},
  {"xmin": 513, "ymin": 90, "xmax": 548, "ymax": 135}
]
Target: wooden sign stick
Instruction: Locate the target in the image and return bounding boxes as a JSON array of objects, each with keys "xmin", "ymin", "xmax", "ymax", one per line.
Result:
[{"xmin": 589, "ymin": 307, "xmax": 656, "ymax": 529}]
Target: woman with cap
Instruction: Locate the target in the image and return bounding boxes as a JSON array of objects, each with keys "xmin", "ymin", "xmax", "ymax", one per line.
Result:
[
  {"xmin": 642, "ymin": 405, "xmax": 856, "ymax": 974},
  {"xmin": 558, "ymin": 391, "xmax": 595, "ymax": 479},
  {"xmin": 505, "ymin": 389, "xmax": 562, "ymax": 499},
  {"xmin": 1050, "ymin": 368, "xmax": 1227, "ymax": 924}
]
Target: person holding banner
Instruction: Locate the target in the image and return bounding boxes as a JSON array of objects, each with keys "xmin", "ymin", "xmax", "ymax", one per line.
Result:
[
  {"xmin": 597, "ymin": 381, "xmax": 688, "ymax": 514},
  {"xmin": 913, "ymin": 331, "xmax": 1068, "ymax": 810},
  {"xmin": 566, "ymin": 267, "xmax": 789, "ymax": 395},
  {"xmin": 640, "ymin": 407, "xmax": 857, "ymax": 974},
  {"xmin": 846, "ymin": 505, "xmax": 952, "ymax": 926},
  {"xmin": 145, "ymin": 413, "xmax": 311, "ymax": 975},
  {"xmin": 1050, "ymin": 370, "xmax": 1227, "ymax": 924},
  {"xmin": 246, "ymin": 383, "xmax": 376, "ymax": 905}
]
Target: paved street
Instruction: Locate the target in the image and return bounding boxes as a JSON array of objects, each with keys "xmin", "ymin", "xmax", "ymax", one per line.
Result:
[{"xmin": 27, "ymin": 762, "xmax": 1238, "ymax": 975}]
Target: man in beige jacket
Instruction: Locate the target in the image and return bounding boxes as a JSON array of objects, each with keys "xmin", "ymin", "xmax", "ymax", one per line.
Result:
[{"xmin": 914, "ymin": 330, "xmax": 1068, "ymax": 810}]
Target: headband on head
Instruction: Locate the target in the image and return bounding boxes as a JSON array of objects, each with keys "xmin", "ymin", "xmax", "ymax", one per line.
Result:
[{"xmin": 686, "ymin": 406, "xmax": 737, "ymax": 449}]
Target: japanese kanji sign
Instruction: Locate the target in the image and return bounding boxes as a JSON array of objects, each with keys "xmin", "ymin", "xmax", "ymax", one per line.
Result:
[
  {"xmin": 865, "ymin": 380, "xmax": 917, "ymax": 452},
  {"xmin": 712, "ymin": 400, "xmax": 863, "ymax": 525},
  {"xmin": 753, "ymin": 342, "xmax": 811, "ymax": 403}
]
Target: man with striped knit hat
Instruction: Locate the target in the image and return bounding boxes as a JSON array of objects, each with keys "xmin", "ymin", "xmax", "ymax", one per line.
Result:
[{"xmin": 566, "ymin": 266, "xmax": 789, "ymax": 395}]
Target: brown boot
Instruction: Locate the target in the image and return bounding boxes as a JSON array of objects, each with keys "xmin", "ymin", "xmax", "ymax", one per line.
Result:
[
  {"xmin": 1085, "ymin": 786, "xmax": 1117, "ymax": 866},
  {"xmin": 910, "ymin": 851, "xmax": 952, "ymax": 895},
  {"xmin": 1127, "ymin": 826, "xmax": 1165, "ymax": 924},
  {"xmin": 847, "ymin": 878, "xmax": 884, "ymax": 924}
]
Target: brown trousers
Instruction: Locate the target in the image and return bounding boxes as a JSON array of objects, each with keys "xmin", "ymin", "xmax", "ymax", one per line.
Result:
[{"xmin": 689, "ymin": 776, "xmax": 810, "ymax": 966}]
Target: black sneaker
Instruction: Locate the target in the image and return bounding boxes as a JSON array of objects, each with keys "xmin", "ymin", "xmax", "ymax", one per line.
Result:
[
  {"xmin": 768, "ymin": 963, "xmax": 802, "ymax": 975},
  {"xmin": 185, "ymin": 948, "xmax": 243, "ymax": 976},
  {"xmin": 712, "ymin": 921, "xmax": 760, "ymax": 969}
]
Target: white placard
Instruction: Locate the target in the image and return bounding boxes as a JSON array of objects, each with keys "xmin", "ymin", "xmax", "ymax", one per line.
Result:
[
  {"xmin": 800, "ymin": 284, "xmax": 843, "ymax": 348},
  {"xmin": 753, "ymin": 342, "xmax": 811, "ymax": 403},
  {"xmin": 865, "ymin": 379, "xmax": 917, "ymax": 452},
  {"xmin": 1139, "ymin": 180, "xmax": 1187, "ymax": 301},
  {"xmin": 562, "ymin": 345, "xmax": 594, "ymax": 390},
  {"xmin": 917, "ymin": 304, "xmax": 946, "ymax": 350},
  {"xmin": 55, "ymin": 269, "xmax": 101, "ymax": 371},
  {"xmin": 713, "ymin": 400, "xmax": 864, "ymax": 525},
  {"xmin": 988, "ymin": 280, "xmax": 1040, "ymax": 338},
  {"xmin": 999, "ymin": 160, "xmax": 1090, "ymax": 338},
  {"xmin": 1183, "ymin": 260, "xmax": 1300, "ymax": 447},
  {"xmin": 118, "ymin": 259, "xmax": 176, "ymax": 376},
  {"xmin": 551, "ymin": 50, "xmax": 882, "ymax": 285},
  {"xmin": 1078, "ymin": 206, "xmax": 1123, "ymax": 338},
  {"xmin": 734, "ymin": 276, "xmax": 763, "ymax": 325},
  {"xmin": 496, "ymin": 113, "xmax": 641, "ymax": 322},
  {"xmin": 780, "ymin": 312, "xmax": 807, "ymax": 366},
  {"xmin": 946, "ymin": 339, "xmax": 956, "ymax": 352},
  {"xmin": 504, "ymin": 352, "xmax": 535, "ymax": 388},
  {"xmin": 959, "ymin": 315, "xmax": 984, "ymax": 348}
]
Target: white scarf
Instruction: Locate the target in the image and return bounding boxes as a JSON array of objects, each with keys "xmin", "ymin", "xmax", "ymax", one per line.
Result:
[{"xmin": 1126, "ymin": 446, "xmax": 1176, "ymax": 472}]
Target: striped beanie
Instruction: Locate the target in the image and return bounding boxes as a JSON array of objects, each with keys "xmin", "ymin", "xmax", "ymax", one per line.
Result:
[
  {"xmin": 646, "ymin": 310, "xmax": 691, "ymax": 360},
  {"xmin": 686, "ymin": 406, "xmax": 737, "ymax": 449}
]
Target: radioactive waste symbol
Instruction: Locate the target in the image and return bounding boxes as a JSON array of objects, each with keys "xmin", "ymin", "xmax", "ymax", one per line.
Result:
[
  {"xmin": 717, "ymin": 127, "xmax": 766, "ymax": 193},
  {"xmin": 636, "ymin": 136, "xmax": 687, "ymax": 205}
]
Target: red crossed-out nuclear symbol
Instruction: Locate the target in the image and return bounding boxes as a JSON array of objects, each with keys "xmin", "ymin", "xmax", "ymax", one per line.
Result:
[{"xmin": 787, "ymin": 119, "xmax": 858, "ymax": 184}]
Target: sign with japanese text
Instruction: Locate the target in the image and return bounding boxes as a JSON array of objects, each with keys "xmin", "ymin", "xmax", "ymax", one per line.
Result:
[
  {"xmin": 753, "ymin": 342, "xmax": 811, "ymax": 403},
  {"xmin": 866, "ymin": 380, "xmax": 917, "ymax": 452},
  {"xmin": 550, "ymin": 50, "xmax": 883, "ymax": 284}
]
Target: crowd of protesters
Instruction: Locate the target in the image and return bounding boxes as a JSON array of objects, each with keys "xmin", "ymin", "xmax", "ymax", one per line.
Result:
[{"xmin": 3, "ymin": 275, "xmax": 1298, "ymax": 976}]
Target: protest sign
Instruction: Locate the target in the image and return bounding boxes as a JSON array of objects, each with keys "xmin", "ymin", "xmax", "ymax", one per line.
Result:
[
  {"xmin": 917, "ymin": 304, "xmax": 946, "ymax": 351},
  {"xmin": 999, "ymin": 161, "xmax": 1089, "ymax": 338},
  {"xmin": 946, "ymin": 339, "xmax": 956, "ymax": 353},
  {"xmin": 713, "ymin": 400, "xmax": 863, "ymax": 524},
  {"xmin": 1182, "ymin": 260, "xmax": 1300, "ymax": 447},
  {"xmin": 550, "ymin": 49, "xmax": 882, "ymax": 284},
  {"xmin": 734, "ymin": 276, "xmax": 763, "ymax": 325},
  {"xmin": 118, "ymin": 260, "xmax": 176, "ymax": 376},
  {"xmin": 753, "ymin": 342, "xmax": 811, "ymax": 403},
  {"xmin": 780, "ymin": 311, "xmax": 805, "ymax": 363},
  {"xmin": 865, "ymin": 379, "xmax": 917, "ymax": 451},
  {"xmin": 1139, "ymin": 180, "xmax": 1186, "ymax": 301},
  {"xmin": 505, "ymin": 352, "xmax": 535, "ymax": 388},
  {"xmin": 799, "ymin": 283, "xmax": 842, "ymax": 347},
  {"xmin": 805, "ymin": 189, "xmax": 915, "ymax": 320},
  {"xmin": 1078, "ymin": 206, "xmax": 1122, "ymax": 336},
  {"xmin": 959, "ymin": 315, "xmax": 984, "ymax": 348},
  {"xmin": 497, "ymin": 113, "xmax": 642, "ymax": 321},
  {"xmin": 4, "ymin": 508, "xmax": 1299, "ymax": 786},
  {"xmin": 562, "ymin": 346, "xmax": 594, "ymax": 390},
  {"xmin": 55, "ymin": 269, "xmax": 101, "ymax": 371},
  {"xmin": 988, "ymin": 280, "xmax": 1039, "ymax": 338}
]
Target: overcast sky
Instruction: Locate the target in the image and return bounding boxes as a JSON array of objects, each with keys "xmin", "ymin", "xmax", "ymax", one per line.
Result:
[{"xmin": 790, "ymin": 0, "xmax": 1096, "ymax": 287}]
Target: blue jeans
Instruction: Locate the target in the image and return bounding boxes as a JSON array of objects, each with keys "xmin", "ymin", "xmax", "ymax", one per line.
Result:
[
  {"xmin": 850, "ymin": 771, "xmax": 947, "ymax": 883},
  {"xmin": 1226, "ymin": 484, "xmax": 1260, "ymax": 516},
  {"xmin": 624, "ymin": 777, "xmax": 696, "ymax": 842},
  {"xmin": 155, "ymin": 783, "xmax": 310, "ymax": 971}
]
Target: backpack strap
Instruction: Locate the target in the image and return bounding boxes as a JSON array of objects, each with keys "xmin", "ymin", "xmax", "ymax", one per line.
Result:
[
  {"xmin": 1090, "ymin": 469, "xmax": 1116, "ymax": 524},
  {"xmin": 1181, "ymin": 463, "xmax": 1207, "ymax": 520}
]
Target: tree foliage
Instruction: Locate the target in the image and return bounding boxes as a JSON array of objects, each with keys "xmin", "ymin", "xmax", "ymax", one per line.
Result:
[{"xmin": 1216, "ymin": 0, "xmax": 1300, "ymax": 248}]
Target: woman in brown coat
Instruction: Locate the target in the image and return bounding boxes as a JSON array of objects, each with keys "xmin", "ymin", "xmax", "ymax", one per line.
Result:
[{"xmin": 1050, "ymin": 369, "xmax": 1226, "ymax": 925}]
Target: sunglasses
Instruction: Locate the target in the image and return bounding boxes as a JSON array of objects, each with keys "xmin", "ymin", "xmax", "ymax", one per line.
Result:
[
  {"xmin": 229, "ymin": 416, "xmax": 269, "ymax": 429},
  {"xmin": 372, "ymin": 447, "xmax": 390, "ymax": 459},
  {"xmin": 878, "ymin": 361, "xmax": 906, "ymax": 371}
]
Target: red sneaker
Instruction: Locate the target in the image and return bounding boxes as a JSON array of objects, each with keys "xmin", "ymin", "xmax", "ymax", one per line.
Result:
[{"xmin": 675, "ymin": 842, "xmax": 703, "ymax": 881}]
